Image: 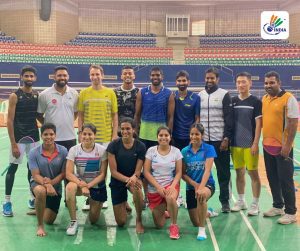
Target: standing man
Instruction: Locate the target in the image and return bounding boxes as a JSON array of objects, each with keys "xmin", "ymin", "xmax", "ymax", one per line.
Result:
[
  {"xmin": 28, "ymin": 123, "xmax": 67, "ymax": 237},
  {"xmin": 135, "ymin": 66, "xmax": 175, "ymax": 149},
  {"xmin": 114, "ymin": 66, "xmax": 139, "ymax": 125},
  {"xmin": 3, "ymin": 65, "xmax": 39, "ymax": 217},
  {"xmin": 230, "ymin": 72, "xmax": 262, "ymax": 216},
  {"xmin": 173, "ymin": 70, "xmax": 200, "ymax": 207},
  {"xmin": 262, "ymin": 71, "xmax": 298, "ymax": 224},
  {"xmin": 37, "ymin": 65, "xmax": 78, "ymax": 151},
  {"xmin": 78, "ymin": 64, "xmax": 118, "ymax": 209},
  {"xmin": 199, "ymin": 67, "xmax": 233, "ymax": 213},
  {"xmin": 173, "ymin": 70, "xmax": 200, "ymax": 150}
]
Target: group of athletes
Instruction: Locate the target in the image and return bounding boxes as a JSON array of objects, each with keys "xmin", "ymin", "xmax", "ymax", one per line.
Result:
[{"xmin": 2, "ymin": 64, "xmax": 298, "ymax": 240}]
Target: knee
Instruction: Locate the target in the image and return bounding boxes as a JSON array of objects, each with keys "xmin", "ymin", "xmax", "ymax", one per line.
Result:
[
  {"xmin": 116, "ymin": 218, "xmax": 126, "ymax": 227},
  {"xmin": 66, "ymin": 182, "xmax": 77, "ymax": 195},
  {"xmin": 89, "ymin": 213, "xmax": 99, "ymax": 225},
  {"xmin": 44, "ymin": 218, "xmax": 55, "ymax": 225},
  {"xmin": 34, "ymin": 185, "xmax": 46, "ymax": 198},
  {"xmin": 155, "ymin": 221, "xmax": 165, "ymax": 229}
]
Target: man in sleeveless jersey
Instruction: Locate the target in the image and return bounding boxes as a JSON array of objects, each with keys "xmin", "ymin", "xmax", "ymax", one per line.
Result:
[
  {"xmin": 3, "ymin": 65, "xmax": 40, "ymax": 217},
  {"xmin": 198, "ymin": 67, "xmax": 233, "ymax": 213}
]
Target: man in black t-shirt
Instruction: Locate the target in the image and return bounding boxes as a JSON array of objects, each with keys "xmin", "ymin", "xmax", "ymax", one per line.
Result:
[
  {"xmin": 3, "ymin": 65, "xmax": 40, "ymax": 217},
  {"xmin": 231, "ymin": 72, "xmax": 262, "ymax": 216}
]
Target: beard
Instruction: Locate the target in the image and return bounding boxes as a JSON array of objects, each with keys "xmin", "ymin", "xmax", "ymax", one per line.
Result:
[
  {"xmin": 177, "ymin": 85, "xmax": 188, "ymax": 91},
  {"xmin": 56, "ymin": 80, "xmax": 67, "ymax": 88},
  {"xmin": 23, "ymin": 81, "xmax": 33, "ymax": 87}
]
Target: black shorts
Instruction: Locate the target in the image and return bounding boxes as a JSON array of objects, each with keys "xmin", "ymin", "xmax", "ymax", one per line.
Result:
[
  {"xmin": 46, "ymin": 194, "xmax": 62, "ymax": 214},
  {"xmin": 90, "ymin": 187, "xmax": 107, "ymax": 202},
  {"xmin": 186, "ymin": 184, "xmax": 215, "ymax": 210},
  {"xmin": 110, "ymin": 184, "xmax": 129, "ymax": 206}
]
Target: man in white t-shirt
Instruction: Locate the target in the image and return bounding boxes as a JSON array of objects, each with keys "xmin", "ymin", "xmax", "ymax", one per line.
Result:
[{"xmin": 38, "ymin": 65, "xmax": 78, "ymax": 150}]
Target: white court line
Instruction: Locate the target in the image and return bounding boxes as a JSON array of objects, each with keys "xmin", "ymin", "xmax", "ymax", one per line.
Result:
[
  {"xmin": 206, "ymin": 218, "xmax": 220, "ymax": 251},
  {"xmin": 232, "ymin": 195, "xmax": 266, "ymax": 251},
  {"xmin": 74, "ymin": 210, "xmax": 89, "ymax": 244}
]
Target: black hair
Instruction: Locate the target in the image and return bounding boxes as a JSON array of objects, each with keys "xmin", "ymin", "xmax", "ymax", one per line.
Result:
[
  {"xmin": 265, "ymin": 71, "xmax": 281, "ymax": 82},
  {"xmin": 235, "ymin": 72, "xmax": 252, "ymax": 81},
  {"xmin": 122, "ymin": 65, "xmax": 134, "ymax": 71},
  {"xmin": 54, "ymin": 65, "xmax": 68, "ymax": 73},
  {"xmin": 176, "ymin": 70, "xmax": 190, "ymax": 80},
  {"xmin": 205, "ymin": 67, "xmax": 219, "ymax": 78},
  {"xmin": 41, "ymin": 123, "xmax": 56, "ymax": 134},
  {"xmin": 157, "ymin": 126, "xmax": 171, "ymax": 136},
  {"xmin": 82, "ymin": 123, "xmax": 97, "ymax": 134},
  {"xmin": 120, "ymin": 117, "xmax": 136, "ymax": 129},
  {"xmin": 190, "ymin": 123, "xmax": 205, "ymax": 135},
  {"xmin": 150, "ymin": 66, "xmax": 163, "ymax": 76},
  {"xmin": 21, "ymin": 65, "xmax": 37, "ymax": 76}
]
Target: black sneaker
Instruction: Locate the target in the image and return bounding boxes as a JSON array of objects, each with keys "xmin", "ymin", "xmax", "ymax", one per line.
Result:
[{"xmin": 221, "ymin": 203, "xmax": 231, "ymax": 213}]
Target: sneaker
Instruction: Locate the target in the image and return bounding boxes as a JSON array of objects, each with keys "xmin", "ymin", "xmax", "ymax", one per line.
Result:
[
  {"xmin": 263, "ymin": 207, "xmax": 284, "ymax": 217},
  {"xmin": 277, "ymin": 214, "xmax": 297, "ymax": 225},
  {"xmin": 169, "ymin": 224, "xmax": 180, "ymax": 240},
  {"xmin": 207, "ymin": 207, "xmax": 219, "ymax": 218},
  {"xmin": 66, "ymin": 220, "xmax": 78, "ymax": 235},
  {"xmin": 3, "ymin": 202, "xmax": 13, "ymax": 217},
  {"xmin": 176, "ymin": 195, "xmax": 184, "ymax": 207},
  {"xmin": 28, "ymin": 199, "xmax": 35, "ymax": 209},
  {"xmin": 231, "ymin": 200, "xmax": 247, "ymax": 212},
  {"xmin": 247, "ymin": 203, "xmax": 259, "ymax": 216},
  {"xmin": 102, "ymin": 201, "xmax": 108, "ymax": 209},
  {"xmin": 82, "ymin": 199, "xmax": 90, "ymax": 211},
  {"xmin": 197, "ymin": 227, "xmax": 207, "ymax": 241},
  {"xmin": 221, "ymin": 202, "xmax": 231, "ymax": 213}
]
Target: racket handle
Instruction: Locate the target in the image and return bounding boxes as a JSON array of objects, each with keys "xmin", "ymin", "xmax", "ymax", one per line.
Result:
[{"xmin": 1, "ymin": 166, "xmax": 9, "ymax": 176}]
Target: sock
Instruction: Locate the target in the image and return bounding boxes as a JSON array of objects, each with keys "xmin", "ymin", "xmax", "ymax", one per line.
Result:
[
  {"xmin": 5, "ymin": 195, "xmax": 11, "ymax": 203},
  {"xmin": 197, "ymin": 227, "xmax": 207, "ymax": 240},
  {"xmin": 252, "ymin": 197, "xmax": 259, "ymax": 204},
  {"xmin": 238, "ymin": 194, "xmax": 245, "ymax": 201}
]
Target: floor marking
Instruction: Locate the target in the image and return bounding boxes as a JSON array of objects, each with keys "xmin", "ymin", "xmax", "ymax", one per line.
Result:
[
  {"xmin": 232, "ymin": 195, "xmax": 266, "ymax": 251},
  {"xmin": 206, "ymin": 218, "xmax": 220, "ymax": 251},
  {"xmin": 104, "ymin": 211, "xmax": 117, "ymax": 246},
  {"xmin": 74, "ymin": 210, "xmax": 89, "ymax": 245}
]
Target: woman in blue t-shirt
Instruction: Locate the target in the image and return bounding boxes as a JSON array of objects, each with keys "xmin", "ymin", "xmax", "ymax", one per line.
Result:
[
  {"xmin": 181, "ymin": 123, "xmax": 217, "ymax": 241},
  {"xmin": 107, "ymin": 117, "xmax": 146, "ymax": 234}
]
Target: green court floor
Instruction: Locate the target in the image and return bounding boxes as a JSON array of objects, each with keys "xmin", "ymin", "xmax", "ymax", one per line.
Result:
[{"xmin": 0, "ymin": 127, "xmax": 299, "ymax": 251}]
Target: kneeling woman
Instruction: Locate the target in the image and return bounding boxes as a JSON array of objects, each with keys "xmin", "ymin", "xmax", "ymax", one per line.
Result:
[
  {"xmin": 143, "ymin": 126, "xmax": 182, "ymax": 240},
  {"xmin": 181, "ymin": 123, "xmax": 217, "ymax": 241},
  {"xmin": 107, "ymin": 117, "xmax": 146, "ymax": 233},
  {"xmin": 65, "ymin": 123, "xmax": 108, "ymax": 235}
]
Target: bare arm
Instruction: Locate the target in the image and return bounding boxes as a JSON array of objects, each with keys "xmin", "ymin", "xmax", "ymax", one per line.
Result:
[
  {"xmin": 167, "ymin": 93, "xmax": 175, "ymax": 131},
  {"xmin": 77, "ymin": 111, "xmax": 84, "ymax": 142},
  {"xmin": 108, "ymin": 153, "xmax": 130, "ymax": 183},
  {"xmin": 111, "ymin": 112, "xmax": 118, "ymax": 140},
  {"xmin": 37, "ymin": 113, "xmax": 44, "ymax": 125},
  {"xmin": 74, "ymin": 111, "xmax": 78, "ymax": 121},
  {"xmin": 170, "ymin": 158, "xmax": 182, "ymax": 188},
  {"xmin": 198, "ymin": 158, "xmax": 214, "ymax": 189},
  {"xmin": 251, "ymin": 117, "xmax": 262, "ymax": 155},
  {"xmin": 134, "ymin": 90, "xmax": 142, "ymax": 134},
  {"xmin": 282, "ymin": 118, "xmax": 298, "ymax": 158},
  {"xmin": 195, "ymin": 115, "xmax": 200, "ymax": 123}
]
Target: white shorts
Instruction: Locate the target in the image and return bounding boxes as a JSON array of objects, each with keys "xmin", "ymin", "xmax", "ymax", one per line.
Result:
[{"xmin": 9, "ymin": 142, "xmax": 39, "ymax": 164}]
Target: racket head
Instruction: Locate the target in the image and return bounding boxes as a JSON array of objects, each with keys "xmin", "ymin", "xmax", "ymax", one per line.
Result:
[
  {"xmin": 18, "ymin": 136, "xmax": 35, "ymax": 144},
  {"xmin": 263, "ymin": 137, "xmax": 282, "ymax": 156}
]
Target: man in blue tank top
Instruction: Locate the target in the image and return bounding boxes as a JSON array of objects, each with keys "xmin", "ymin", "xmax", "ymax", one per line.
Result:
[
  {"xmin": 135, "ymin": 66, "xmax": 175, "ymax": 149},
  {"xmin": 3, "ymin": 65, "xmax": 40, "ymax": 217}
]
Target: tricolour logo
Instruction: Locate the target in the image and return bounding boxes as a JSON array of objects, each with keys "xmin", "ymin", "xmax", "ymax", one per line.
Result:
[{"xmin": 261, "ymin": 11, "xmax": 289, "ymax": 39}]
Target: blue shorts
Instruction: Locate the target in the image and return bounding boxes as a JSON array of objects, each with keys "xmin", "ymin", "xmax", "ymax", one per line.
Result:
[
  {"xmin": 90, "ymin": 187, "xmax": 107, "ymax": 202},
  {"xmin": 110, "ymin": 184, "xmax": 129, "ymax": 206},
  {"xmin": 186, "ymin": 184, "xmax": 215, "ymax": 210}
]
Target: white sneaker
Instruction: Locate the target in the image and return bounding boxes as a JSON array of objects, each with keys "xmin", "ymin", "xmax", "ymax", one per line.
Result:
[
  {"xmin": 66, "ymin": 220, "xmax": 78, "ymax": 235},
  {"xmin": 263, "ymin": 207, "xmax": 284, "ymax": 217},
  {"xmin": 82, "ymin": 199, "xmax": 90, "ymax": 211},
  {"xmin": 176, "ymin": 195, "xmax": 184, "ymax": 207},
  {"xmin": 247, "ymin": 203, "xmax": 259, "ymax": 216},
  {"xmin": 277, "ymin": 214, "xmax": 297, "ymax": 224},
  {"xmin": 102, "ymin": 201, "xmax": 108, "ymax": 209},
  {"xmin": 231, "ymin": 200, "xmax": 247, "ymax": 212}
]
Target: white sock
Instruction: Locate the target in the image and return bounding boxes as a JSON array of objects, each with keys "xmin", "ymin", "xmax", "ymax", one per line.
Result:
[
  {"xmin": 197, "ymin": 227, "xmax": 207, "ymax": 240},
  {"xmin": 5, "ymin": 195, "xmax": 11, "ymax": 203},
  {"xmin": 238, "ymin": 194, "xmax": 245, "ymax": 201},
  {"xmin": 252, "ymin": 197, "xmax": 259, "ymax": 204}
]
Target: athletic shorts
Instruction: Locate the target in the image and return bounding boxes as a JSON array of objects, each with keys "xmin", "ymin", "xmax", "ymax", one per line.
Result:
[
  {"xmin": 147, "ymin": 183, "xmax": 180, "ymax": 210},
  {"xmin": 110, "ymin": 184, "xmax": 129, "ymax": 206},
  {"xmin": 231, "ymin": 147, "xmax": 258, "ymax": 171},
  {"xmin": 186, "ymin": 184, "xmax": 215, "ymax": 210},
  {"xmin": 9, "ymin": 141, "xmax": 39, "ymax": 164},
  {"xmin": 90, "ymin": 187, "xmax": 107, "ymax": 202},
  {"xmin": 46, "ymin": 194, "xmax": 62, "ymax": 214}
]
